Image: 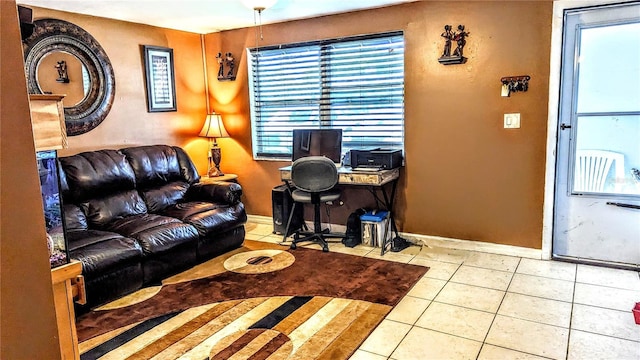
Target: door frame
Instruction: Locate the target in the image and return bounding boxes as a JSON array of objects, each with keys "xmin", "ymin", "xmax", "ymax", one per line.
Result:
[{"xmin": 542, "ymin": 0, "xmax": 638, "ymax": 260}]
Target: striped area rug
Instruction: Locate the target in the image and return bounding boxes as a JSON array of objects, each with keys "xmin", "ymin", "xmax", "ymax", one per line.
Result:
[{"xmin": 76, "ymin": 242, "xmax": 428, "ymax": 359}]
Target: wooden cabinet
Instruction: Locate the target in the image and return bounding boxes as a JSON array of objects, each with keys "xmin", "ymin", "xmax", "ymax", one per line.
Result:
[
  {"xmin": 51, "ymin": 261, "xmax": 85, "ymax": 360},
  {"xmin": 31, "ymin": 94, "xmax": 83, "ymax": 358},
  {"xmin": 29, "ymin": 94, "xmax": 67, "ymax": 151}
]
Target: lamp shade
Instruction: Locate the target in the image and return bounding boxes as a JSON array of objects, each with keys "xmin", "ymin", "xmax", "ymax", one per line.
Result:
[
  {"xmin": 199, "ymin": 113, "xmax": 230, "ymax": 139},
  {"xmin": 241, "ymin": 0, "xmax": 277, "ymax": 10}
]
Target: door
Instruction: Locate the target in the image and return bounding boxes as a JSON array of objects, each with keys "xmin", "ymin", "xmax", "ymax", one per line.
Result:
[{"xmin": 553, "ymin": 2, "xmax": 640, "ymax": 269}]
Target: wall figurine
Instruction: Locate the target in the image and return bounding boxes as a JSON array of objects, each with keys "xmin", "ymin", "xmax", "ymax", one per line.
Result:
[
  {"xmin": 438, "ymin": 24, "xmax": 470, "ymax": 65},
  {"xmin": 55, "ymin": 60, "xmax": 69, "ymax": 83},
  {"xmin": 217, "ymin": 52, "xmax": 236, "ymax": 81}
]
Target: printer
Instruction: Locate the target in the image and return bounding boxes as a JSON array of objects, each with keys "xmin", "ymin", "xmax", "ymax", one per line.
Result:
[{"xmin": 349, "ymin": 148, "xmax": 403, "ymax": 170}]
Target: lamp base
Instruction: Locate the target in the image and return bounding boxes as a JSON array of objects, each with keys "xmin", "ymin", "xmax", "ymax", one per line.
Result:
[
  {"xmin": 207, "ymin": 167, "xmax": 224, "ymax": 177},
  {"xmin": 208, "ymin": 146, "xmax": 224, "ymax": 177}
]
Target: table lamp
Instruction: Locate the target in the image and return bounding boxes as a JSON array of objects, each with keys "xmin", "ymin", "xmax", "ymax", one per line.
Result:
[{"xmin": 199, "ymin": 113, "xmax": 229, "ymax": 177}]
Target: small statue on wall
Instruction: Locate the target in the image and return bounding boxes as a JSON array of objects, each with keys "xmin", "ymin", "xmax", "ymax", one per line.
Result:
[
  {"xmin": 55, "ymin": 60, "xmax": 69, "ymax": 83},
  {"xmin": 225, "ymin": 52, "xmax": 235, "ymax": 79},
  {"xmin": 438, "ymin": 24, "xmax": 469, "ymax": 65},
  {"xmin": 216, "ymin": 52, "xmax": 224, "ymax": 78},
  {"xmin": 216, "ymin": 52, "xmax": 236, "ymax": 81},
  {"xmin": 452, "ymin": 25, "xmax": 469, "ymax": 57},
  {"xmin": 441, "ymin": 25, "xmax": 453, "ymax": 57}
]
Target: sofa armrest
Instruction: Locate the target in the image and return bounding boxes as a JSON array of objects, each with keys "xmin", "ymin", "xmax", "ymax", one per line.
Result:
[{"xmin": 188, "ymin": 181, "xmax": 242, "ymax": 205}]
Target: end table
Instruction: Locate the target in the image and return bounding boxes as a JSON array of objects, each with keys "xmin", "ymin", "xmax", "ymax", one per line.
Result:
[{"xmin": 200, "ymin": 173, "xmax": 238, "ymax": 184}]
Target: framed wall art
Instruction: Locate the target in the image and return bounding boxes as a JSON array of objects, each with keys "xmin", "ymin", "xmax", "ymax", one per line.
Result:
[{"xmin": 143, "ymin": 45, "xmax": 177, "ymax": 112}]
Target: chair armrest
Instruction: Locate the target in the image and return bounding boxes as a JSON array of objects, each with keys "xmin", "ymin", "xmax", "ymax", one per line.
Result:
[{"xmin": 188, "ymin": 181, "xmax": 243, "ymax": 205}]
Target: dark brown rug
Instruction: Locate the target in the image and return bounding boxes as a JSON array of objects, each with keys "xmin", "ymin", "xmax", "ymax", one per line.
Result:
[{"xmin": 76, "ymin": 242, "xmax": 428, "ymax": 359}]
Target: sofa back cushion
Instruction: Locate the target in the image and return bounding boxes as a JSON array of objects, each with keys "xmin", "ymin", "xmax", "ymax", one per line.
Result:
[
  {"xmin": 80, "ymin": 190, "xmax": 148, "ymax": 229},
  {"xmin": 172, "ymin": 146, "xmax": 200, "ymax": 184},
  {"xmin": 59, "ymin": 150, "xmax": 137, "ymax": 203},
  {"xmin": 121, "ymin": 146, "xmax": 181, "ymax": 187},
  {"xmin": 121, "ymin": 145, "xmax": 200, "ymax": 212},
  {"xmin": 142, "ymin": 181, "xmax": 190, "ymax": 213},
  {"xmin": 121, "ymin": 145, "xmax": 199, "ymax": 187},
  {"xmin": 64, "ymin": 204, "xmax": 88, "ymax": 231}
]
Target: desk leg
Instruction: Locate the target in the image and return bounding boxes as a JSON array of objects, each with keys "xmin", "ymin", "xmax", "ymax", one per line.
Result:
[{"xmin": 375, "ymin": 179, "xmax": 410, "ymax": 255}]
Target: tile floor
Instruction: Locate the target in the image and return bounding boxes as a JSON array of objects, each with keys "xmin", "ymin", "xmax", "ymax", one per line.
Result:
[{"xmin": 245, "ymin": 221, "xmax": 640, "ymax": 360}]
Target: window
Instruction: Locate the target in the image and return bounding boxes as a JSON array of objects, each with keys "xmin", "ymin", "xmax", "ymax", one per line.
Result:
[{"xmin": 248, "ymin": 31, "xmax": 405, "ymax": 160}]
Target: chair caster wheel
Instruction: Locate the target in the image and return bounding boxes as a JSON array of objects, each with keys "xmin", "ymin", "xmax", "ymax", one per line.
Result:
[
  {"xmin": 322, "ymin": 246, "xmax": 329, "ymax": 252},
  {"xmin": 290, "ymin": 243, "xmax": 297, "ymax": 250}
]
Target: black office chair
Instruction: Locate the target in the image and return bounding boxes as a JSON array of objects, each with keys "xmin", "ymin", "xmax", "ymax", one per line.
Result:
[{"xmin": 285, "ymin": 156, "xmax": 344, "ymax": 252}]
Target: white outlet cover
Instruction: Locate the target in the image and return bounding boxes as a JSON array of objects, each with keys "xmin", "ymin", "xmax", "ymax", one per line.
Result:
[{"xmin": 504, "ymin": 113, "xmax": 521, "ymax": 128}]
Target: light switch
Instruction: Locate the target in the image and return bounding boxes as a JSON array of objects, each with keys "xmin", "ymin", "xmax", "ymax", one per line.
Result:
[{"xmin": 504, "ymin": 113, "xmax": 520, "ymax": 128}]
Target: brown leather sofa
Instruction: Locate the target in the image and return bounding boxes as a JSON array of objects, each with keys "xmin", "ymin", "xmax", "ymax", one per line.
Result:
[{"xmin": 58, "ymin": 145, "xmax": 246, "ymax": 310}]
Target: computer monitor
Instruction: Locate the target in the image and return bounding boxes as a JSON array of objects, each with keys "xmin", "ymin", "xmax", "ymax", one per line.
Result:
[{"xmin": 292, "ymin": 129, "xmax": 343, "ymax": 164}]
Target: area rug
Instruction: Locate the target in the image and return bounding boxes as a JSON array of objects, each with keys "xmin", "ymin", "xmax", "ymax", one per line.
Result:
[{"xmin": 76, "ymin": 241, "xmax": 429, "ymax": 359}]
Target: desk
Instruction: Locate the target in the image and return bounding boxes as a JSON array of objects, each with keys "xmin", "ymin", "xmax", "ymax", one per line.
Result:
[
  {"xmin": 280, "ymin": 166, "xmax": 399, "ymax": 186},
  {"xmin": 279, "ymin": 166, "xmax": 408, "ymax": 254}
]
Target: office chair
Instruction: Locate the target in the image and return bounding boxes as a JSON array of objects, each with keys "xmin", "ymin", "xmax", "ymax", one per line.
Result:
[{"xmin": 285, "ymin": 156, "xmax": 344, "ymax": 252}]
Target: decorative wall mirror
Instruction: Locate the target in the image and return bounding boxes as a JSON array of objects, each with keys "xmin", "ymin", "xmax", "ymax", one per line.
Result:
[{"xmin": 23, "ymin": 19, "xmax": 115, "ymax": 136}]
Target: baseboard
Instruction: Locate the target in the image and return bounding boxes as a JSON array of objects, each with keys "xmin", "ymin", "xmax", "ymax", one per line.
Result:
[
  {"xmin": 246, "ymin": 215, "xmax": 347, "ymax": 234},
  {"xmin": 247, "ymin": 215, "xmax": 273, "ymax": 225},
  {"xmin": 400, "ymin": 232, "xmax": 542, "ymax": 259},
  {"xmin": 246, "ymin": 215, "xmax": 542, "ymax": 259}
]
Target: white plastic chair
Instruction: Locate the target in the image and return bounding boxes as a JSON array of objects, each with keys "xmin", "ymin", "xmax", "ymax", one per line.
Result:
[{"xmin": 574, "ymin": 149, "xmax": 625, "ymax": 193}]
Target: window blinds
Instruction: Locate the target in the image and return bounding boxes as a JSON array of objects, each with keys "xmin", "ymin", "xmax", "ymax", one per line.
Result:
[{"xmin": 249, "ymin": 31, "xmax": 405, "ymax": 159}]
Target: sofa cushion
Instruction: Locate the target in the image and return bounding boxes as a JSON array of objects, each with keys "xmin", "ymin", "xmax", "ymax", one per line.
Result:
[
  {"xmin": 160, "ymin": 202, "xmax": 247, "ymax": 237},
  {"xmin": 58, "ymin": 149, "xmax": 136, "ymax": 202},
  {"xmin": 105, "ymin": 214, "xmax": 199, "ymax": 255},
  {"xmin": 80, "ymin": 190, "xmax": 147, "ymax": 229},
  {"xmin": 67, "ymin": 230, "xmax": 143, "ymax": 276},
  {"xmin": 188, "ymin": 182, "xmax": 242, "ymax": 205}
]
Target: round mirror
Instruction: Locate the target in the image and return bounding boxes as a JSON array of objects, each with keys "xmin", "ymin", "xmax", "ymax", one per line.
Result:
[{"xmin": 24, "ymin": 19, "xmax": 115, "ymax": 136}]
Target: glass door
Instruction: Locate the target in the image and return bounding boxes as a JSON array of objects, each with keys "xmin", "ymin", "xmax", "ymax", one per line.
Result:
[{"xmin": 553, "ymin": 3, "xmax": 640, "ymax": 268}]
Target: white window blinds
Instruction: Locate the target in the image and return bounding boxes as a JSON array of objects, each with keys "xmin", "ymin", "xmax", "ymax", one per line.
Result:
[{"xmin": 248, "ymin": 31, "xmax": 405, "ymax": 160}]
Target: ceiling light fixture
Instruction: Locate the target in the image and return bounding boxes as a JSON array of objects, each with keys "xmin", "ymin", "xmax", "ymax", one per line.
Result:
[
  {"xmin": 241, "ymin": 0, "xmax": 277, "ymax": 40},
  {"xmin": 240, "ymin": 0, "xmax": 278, "ymax": 12}
]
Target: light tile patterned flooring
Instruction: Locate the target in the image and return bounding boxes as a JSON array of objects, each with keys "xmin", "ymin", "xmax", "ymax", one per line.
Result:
[{"xmin": 245, "ymin": 221, "xmax": 640, "ymax": 360}]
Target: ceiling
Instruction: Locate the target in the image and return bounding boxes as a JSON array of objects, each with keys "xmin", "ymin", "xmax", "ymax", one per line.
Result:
[{"xmin": 17, "ymin": 0, "xmax": 417, "ymax": 34}]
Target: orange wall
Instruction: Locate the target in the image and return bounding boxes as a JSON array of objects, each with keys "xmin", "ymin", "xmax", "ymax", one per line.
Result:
[
  {"xmin": 1, "ymin": 1, "xmax": 61, "ymax": 357},
  {"xmin": 206, "ymin": 1, "xmax": 553, "ymax": 249},
  {"xmin": 27, "ymin": 2, "xmax": 553, "ymax": 250},
  {"xmin": 30, "ymin": 7, "xmax": 212, "ymax": 174}
]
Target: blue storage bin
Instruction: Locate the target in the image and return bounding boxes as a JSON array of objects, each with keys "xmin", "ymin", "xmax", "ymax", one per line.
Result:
[
  {"xmin": 360, "ymin": 210, "xmax": 389, "ymax": 222},
  {"xmin": 360, "ymin": 210, "xmax": 390, "ymax": 247}
]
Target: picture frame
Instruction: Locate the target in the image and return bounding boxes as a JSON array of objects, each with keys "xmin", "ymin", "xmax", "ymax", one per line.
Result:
[{"xmin": 143, "ymin": 45, "xmax": 177, "ymax": 112}]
